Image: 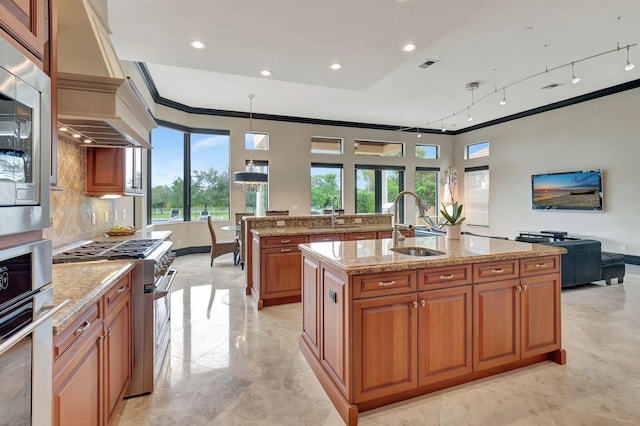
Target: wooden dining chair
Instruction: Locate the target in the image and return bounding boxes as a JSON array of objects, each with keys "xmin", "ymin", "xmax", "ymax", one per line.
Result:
[
  {"xmin": 234, "ymin": 212, "xmax": 254, "ymax": 269},
  {"xmin": 266, "ymin": 210, "xmax": 289, "ymax": 216},
  {"xmin": 207, "ymin": 216, "xmax": 238, "ymax": 266}
]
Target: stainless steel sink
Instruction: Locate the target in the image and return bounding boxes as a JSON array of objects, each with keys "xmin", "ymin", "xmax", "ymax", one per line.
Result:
[{"xmin": 390, "ymin": 247, "xmax": 445, "ymax": 256}]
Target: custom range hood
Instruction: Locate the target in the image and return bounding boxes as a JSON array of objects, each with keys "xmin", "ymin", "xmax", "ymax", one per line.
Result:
[{"xmin": 57, "ymin": 0, "xmax": 155, "ymax": 148}]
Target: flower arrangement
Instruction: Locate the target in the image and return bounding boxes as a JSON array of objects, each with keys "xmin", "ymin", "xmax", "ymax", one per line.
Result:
[{"xmin": 440, "ymin": 166, "xmax": 465, "ymax": 226}]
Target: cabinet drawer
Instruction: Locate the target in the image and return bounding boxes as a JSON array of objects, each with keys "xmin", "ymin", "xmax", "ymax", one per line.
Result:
[
  {"xmin": 377, "ymin": 229, "xmax": 413, "ymax": 239},
  {"xmin": 53, "ymin": 302, "xmax": 101, "ymax": 361},
  {"xmin": 352, "ymin": 270, "xmax": 416, "ymax": 299},
  {"xmin": 309, "ymin": 233, "xmax": 343, "ymax": 243},
  {"xmin": 262, "ymin": 235, "xmax": 308, "ymax": 248},
  {"xmin": 418, "ymin": 264, "xmax": 472, "ymax": 290},
  {"xmin": 473, "ymin": 260, "xmax": 519, "ymax": 283},
  {"xmin": 105, "ymin": 274, "xmax": 131, "ymax": 315},
  {"xmin": 344, "ymin": 232, "xmax": 376, "ymax": 241},
  {"xmin": 520, "ymin": 256, "xmax": 560, "ymax": 277}
]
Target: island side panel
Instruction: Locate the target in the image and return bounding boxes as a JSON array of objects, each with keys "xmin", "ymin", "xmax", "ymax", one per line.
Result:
[{"xmin": 302, "ymin": 254, "xmax": 320, "ymax": 358}]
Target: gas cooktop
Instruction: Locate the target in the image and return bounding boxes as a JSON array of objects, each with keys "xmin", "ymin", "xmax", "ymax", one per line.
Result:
[{"xmin": 53, "ymin": 239, "xmax": 163, "ymax": 263}]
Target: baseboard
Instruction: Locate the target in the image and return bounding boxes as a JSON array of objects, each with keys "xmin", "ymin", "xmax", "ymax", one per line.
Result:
[
  {"xmin": 623, "ymin": 254, "xmax": 640, "ymax": 265},
  {"xmin": 174, "ymin": 246, "xmax": 210, "ymax": 256}
]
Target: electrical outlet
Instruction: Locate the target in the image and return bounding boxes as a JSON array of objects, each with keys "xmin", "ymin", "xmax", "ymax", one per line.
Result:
[
  {"xmin": 114, "ymin": 210, "xmax": 118, "ymax": 221},
  {"xmin": 276, "ymin": 220, "xmax": 285, "ymax": 227},
  {"xmin": 91, "ymin": 212, "xmax": 96, "ymax": 225},
  {"xmin": 291, "ymin": 205, "xmax": 299, "ymax": 211},
  {"xmin": 336, "ymin": 218, "xmax": 345, "ymax": 225},
  {"xmin": 122, "ymin": 209, "xmax": 126, "ymax": 219},
  {"xmin": 105, "ymin": 211, "xmax": 109, "ymax": 223},
  {"xmin": 354, "ymin": 218, "xmax": 362, "ymax": 224},
  {"xmin": 620, "ymin": 244, "xmax": 627, "ymax": 252}
]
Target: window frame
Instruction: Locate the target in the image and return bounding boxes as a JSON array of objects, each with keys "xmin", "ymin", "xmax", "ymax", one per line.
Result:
[
  {"xmin": 311, "ymin": 136, "xmax": 343, "ymax": 155},
  {"xmin": 415, "ymin": 144, "xmax": 439, "ymax": 159},
  {"xmin": 310, "ymin": 162, "xmax": 343, "ymax": 214},
  {"xmin": 354, "ymin": 139, "xmax": 404, "ymax": 157},
  {"xmin": 465, "ymin": 141, "xmax": 490, "ymax": 159}
]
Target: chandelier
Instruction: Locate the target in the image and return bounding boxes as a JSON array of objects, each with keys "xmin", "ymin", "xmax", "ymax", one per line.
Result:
[{"xmin": 233, "ymin": 94, "xmax": 268, "ymax": 192}]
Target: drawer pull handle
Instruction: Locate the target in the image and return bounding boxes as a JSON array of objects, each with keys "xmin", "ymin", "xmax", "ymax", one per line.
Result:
[
  {"xmin": 535, "ymin": 263, "xmax": 547, "ymax": 268},
  {"xmin": 281, "ymin": 239, "xmax": 291, "ymax": 244},
  {"xmin": 281, "ymin": 248, "xmax": 292, "ymax": 253},
  {"xmin": 75, "ymin": 321, "xmax": 91, "ymax": 337},
  {"xmin": 322, "ymin": 238, "xmax": 331, "ymax": 241},
  {"xmin": 357, "ymin": 236, "xmax": 366, "ymax": 239},
  {"xmin": 378, "ymin": 280, "xmax": 396, "ymax": 287},
  {"xmin": 116, "ymin": 286, "xmax": 127, "ymax": 294},
  {"xmin": 491, "ymin": 268, "xmax": 505, "ymax": 274},
  {"xmin": 439, "ymin": 274, "xmax": 454, "ymax": 280}
]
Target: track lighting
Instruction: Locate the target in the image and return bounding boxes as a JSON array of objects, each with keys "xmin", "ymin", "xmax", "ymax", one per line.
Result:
[
  {"xmin": 416, "ymin": 127, "xmax": 421, "ymax": 138},
  {"xmin": 467, "ymin": 107, "xmax": 473, "ymax": 122},
  {"xmin": 441, "ymin": 120, "xmax": 446, "ymax": 132},
  {"xmin": 499, "ymin": 86, "xmax": 506, "ymax": 106},
  {"xmin": 625, "ymin": 45, "xmax": 635, "ymax": 71},
  {"xmin": 571, "ymin": 61, "xmax": 581, "ymax": 84}
]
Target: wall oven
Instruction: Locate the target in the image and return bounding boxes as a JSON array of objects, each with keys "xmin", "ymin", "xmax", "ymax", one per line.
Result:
[
  {"xmin": 0, "ymin": 240, "xmax": 66, "ymax": 426},
  {"xmin": 0, "ymin": 35, "xmax": 51, "ymax": 236}
]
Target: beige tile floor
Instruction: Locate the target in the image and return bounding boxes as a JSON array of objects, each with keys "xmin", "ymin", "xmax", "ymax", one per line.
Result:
[{"xmin": 117, "ymin": 253, "xmax": 640, "ymax": 426}]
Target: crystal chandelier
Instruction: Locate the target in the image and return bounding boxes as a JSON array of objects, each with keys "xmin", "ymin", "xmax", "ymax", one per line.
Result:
[{"xmin": 233, "ymin": 94, "xmax": 268, "ymax": 192}]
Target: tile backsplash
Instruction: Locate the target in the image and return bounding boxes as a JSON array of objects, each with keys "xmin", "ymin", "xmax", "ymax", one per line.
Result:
[{"xmin": 45, "ymin": 137, "xmax": 115, "ymax": 249}]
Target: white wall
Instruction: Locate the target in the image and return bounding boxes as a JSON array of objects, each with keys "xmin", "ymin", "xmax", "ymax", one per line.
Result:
[{"xmin": 454, "ymin": 87, "xmax": 640, "ymax": 255}]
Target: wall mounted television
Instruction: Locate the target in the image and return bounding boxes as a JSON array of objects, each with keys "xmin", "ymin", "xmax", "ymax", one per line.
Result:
[{"xmin": 531, "ymin": 169, "xmax": 603, "ymax": 211}]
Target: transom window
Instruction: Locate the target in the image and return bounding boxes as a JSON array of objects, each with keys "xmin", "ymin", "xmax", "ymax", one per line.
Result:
[
  {"xmin": 465, "ymin": 141, "xmax": 489, "ymax": 159},
  {"xmin": 354, "ymin": 139, "xmax": 403, "ymax": 157},
  {"xmin": 415, "ymin": 144, "xmax": 439, "ymax": 159},
  {"xmin": 245, "ymin": 132, "xmax": 269, "ymax": 150},
  {"xmin": 311, "ymin": 136, "xmax": 342, "ymax": 154}
]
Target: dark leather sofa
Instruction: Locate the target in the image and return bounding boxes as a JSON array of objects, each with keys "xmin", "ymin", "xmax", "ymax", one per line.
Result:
[{"xmin": 541, "ymin": 239, "xmax": 602, "ymax": 288}]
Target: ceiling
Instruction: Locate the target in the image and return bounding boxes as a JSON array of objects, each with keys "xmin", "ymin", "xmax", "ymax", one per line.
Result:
[{"xmin": 106, "ymin": 0, "xmax": 640, "ymax": 132}]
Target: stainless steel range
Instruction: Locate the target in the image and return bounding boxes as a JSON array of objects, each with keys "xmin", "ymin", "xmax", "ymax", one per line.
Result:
[{"xmin": 53, "ymin": 238, "xmax": 176, "ymax": 397}]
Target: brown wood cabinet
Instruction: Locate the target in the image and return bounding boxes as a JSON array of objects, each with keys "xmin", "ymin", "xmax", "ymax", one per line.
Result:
[
  {"xmin": 86, "ymin": 147, "xmax": 144, "ymax": 197},
  {"xmin": 0, "ymin": 0, "xmax": 46, "ymax": 64},
  {"xmin": 299, "ymin": 252, "xmax": 564, "ymax": 426},
  {"xmin": 53, "ymin": 273, "xmax": 132, "ymax": 426},
  {"xmin": 376, "ymin": 229, "xmax": 414, "ymax": 239}
]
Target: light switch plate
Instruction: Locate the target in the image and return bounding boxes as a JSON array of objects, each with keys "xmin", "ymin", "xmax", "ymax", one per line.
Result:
[
  {"xmin": 276, "ymin": 220, "xmax": 285, "ymax": 227},
  {"xmin": 336, "ymin": 218, "xmax": 345, "ymax": 224},
  {"xmin": 355, "ymin": 218, "xmax": 362, "ymax": 224}
]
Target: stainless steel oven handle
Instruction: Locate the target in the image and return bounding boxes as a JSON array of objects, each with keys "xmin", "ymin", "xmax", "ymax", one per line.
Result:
[
  {"xmin": 153, "ymin": 269, "xmax": 177, "ymax": 300},
  {"xmin": 0, "ymin": 299, "xmax": 69, "ymax": 356}
]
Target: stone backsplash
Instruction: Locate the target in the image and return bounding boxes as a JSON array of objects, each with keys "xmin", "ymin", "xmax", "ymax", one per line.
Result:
[{"xmin": 45, "ymin": 136, "xmax": 115, "ymax": 249}]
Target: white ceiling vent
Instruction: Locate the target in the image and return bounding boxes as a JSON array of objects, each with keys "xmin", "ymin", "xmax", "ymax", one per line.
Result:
[
  {"xmin": 541, "ymin": 83, "xmax": 562, "ymax": 89},
  {"xmin": 418, "ymin": 59, "xmax": 439, "ymax": 69}
]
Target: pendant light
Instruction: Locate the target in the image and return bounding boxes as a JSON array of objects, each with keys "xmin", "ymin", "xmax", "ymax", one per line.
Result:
[{"xmin": 233, "ymin": 94, "xmax": 268, "ymax": 192}]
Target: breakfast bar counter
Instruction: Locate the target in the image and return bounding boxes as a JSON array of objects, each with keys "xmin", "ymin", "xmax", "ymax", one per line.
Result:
[{"xmin": 298, "ymin": 235, "xmax": 566, "ymax": 426}]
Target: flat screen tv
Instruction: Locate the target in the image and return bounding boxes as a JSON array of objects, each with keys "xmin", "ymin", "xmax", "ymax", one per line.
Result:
[{"xmin": 531, "ymin": 169, "xmax": 603, "ymax": 211}]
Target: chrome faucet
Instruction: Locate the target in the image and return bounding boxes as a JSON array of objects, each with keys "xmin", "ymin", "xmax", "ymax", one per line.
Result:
[
  {"xmin": 392, "ymin": 190, "xmax": 426, "ymax": 247},
  {"xmin": 331, "ymin": 195, "xmax": 339, "ymax": 227}
]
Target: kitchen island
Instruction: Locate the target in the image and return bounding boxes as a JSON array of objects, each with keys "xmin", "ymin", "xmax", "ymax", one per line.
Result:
[{"xmin": 298, "ymin": 235, "xmax": 567, "ymax": 426}]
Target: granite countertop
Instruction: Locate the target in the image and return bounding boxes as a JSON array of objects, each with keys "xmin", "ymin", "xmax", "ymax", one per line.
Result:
[
  {"xmin": 299, "ymin": 235, "xmax": 567, "ymax": 275},
  {"xmin": 95, "ymin": 229, "xmax": 172, "ymax": 242},
  {"xmin": 251, "ymin": 224, "xmax": 393, "ymax": 237},
  {"xmin": 52, "ymin": 260, "xmax": 136, "ymax": 334}
]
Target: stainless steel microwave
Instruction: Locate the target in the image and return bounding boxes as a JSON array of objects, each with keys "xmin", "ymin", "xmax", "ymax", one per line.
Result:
[{"xmin": 0, "ymin": 37, "xmax": 51, "ymax": 235}]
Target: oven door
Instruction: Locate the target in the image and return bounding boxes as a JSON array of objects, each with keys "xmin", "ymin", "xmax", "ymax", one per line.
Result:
[{"xmin": 0, "ymin": 287, "xmax": 67, "ymax": 425}]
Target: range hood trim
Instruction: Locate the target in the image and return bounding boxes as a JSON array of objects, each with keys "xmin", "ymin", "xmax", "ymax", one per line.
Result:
[{"xmin": 58, "ymin": 72, "xmax": 155, "ymax": 149}]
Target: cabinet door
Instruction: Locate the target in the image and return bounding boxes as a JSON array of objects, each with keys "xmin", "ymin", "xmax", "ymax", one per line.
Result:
[
  {"xmin": 261, "ymin": 246, "xmax": 302, "ymax": 299},
  {"xmin": 86, "ymin": 148, "xmax": 124, "ymax": 195},
  {"xmin": 417, "ymin": 286, "xmax": 472, "ymax": 386},
  {"xmin": 473, "ymin": 279, "xmax": 520, "ymax": 371},
  {"xmin": 302, "ymin": 255, "xmax": 320, "ymax": 358},
  {"xmin": 520, "ymin": 274, "xmax": 561, "ymax": 358},
  {"xmin": 321, "ymin": 266, "xmax": 349, "ymax": 396},
  {"xmin": 0, "ymin": 0, "xmax": 45, "ymax": 61},
  {"xmin": 103, "ymin": 291, "xmax": 131, "ymax": 425},
  {"xmin": 53, "ymin": 322, "xmax": 104, "ymax": 426},
  {"xmin": 353, "ymin": 293, "xmax": 417, "ymax": 403}
]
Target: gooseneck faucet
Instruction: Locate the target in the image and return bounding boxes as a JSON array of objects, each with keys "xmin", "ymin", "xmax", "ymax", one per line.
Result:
[
  {"xmin": 392, "ymin": 190, "xmax": 426, "ymax": 247},
  {"xmin": 331, "ymin": 195, "xmax": 339, "ymax": 227}
]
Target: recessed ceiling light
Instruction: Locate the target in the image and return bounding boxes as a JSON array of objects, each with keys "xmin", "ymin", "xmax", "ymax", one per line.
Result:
[
  {"xmin": 189, "ymin": 40, "xmax": 206, "ymax": 49},
  {"xmin": 72, "ymin": 133, "xmax": 81, "ymax": 138},
  {"xmin": 58, "ymin": 126, "xmax": 68, "ymax": 132},
  {"xmin": 402, "ymin": 43, "xmax": 417, "ymax": 52},
  {"xmin": 260, "ymin": 69, "xmax": 272, "ymax": 76},
  {"xmin": 330, "ymin": 63, "xmax": 342, "ymax": 70},
  {"xmin": 83, "ymin": 139, "xmax": 92, "ymax": 143}
]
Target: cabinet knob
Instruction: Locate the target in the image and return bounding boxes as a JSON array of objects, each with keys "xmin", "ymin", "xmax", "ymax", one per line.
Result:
[
  {"xmin": 516, "ymin": 285, "xmax": 522, "ymax": 292},
  {"xmin": 523, "ymin": 285, "xmax": 528, "ymax": 291},
  {"xmin": 420, "ymin": 299, "xmax": 426, "ymax": 307},
  {"xmin": 412, "ymin": 301, "xmax": 418, "ymax": 308}
]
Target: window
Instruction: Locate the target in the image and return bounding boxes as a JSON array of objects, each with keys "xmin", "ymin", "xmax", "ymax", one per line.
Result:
[
  {"xmin": 415, "ymin": 167, "xmax": 439, "ymax": 222},
  {"xmin": 355, "ymin": 165, "xmax": 404, "ymax": 220},
  {"xmin": 311, "ymin": 163, "xmax": 343, "ymax": 214},
  {"xmin": 415, "ymin": 144, "xmax": 438, "ymax": 159},
  {"xmin": 354, "ymin": 139, "xmax": 403, "ymax": 157},
  {"xmin": 464, "ymin": 166, "xmax": 490, "ymax": 226},
  {"xmin": 150, "ymin": 127, "xmax": 185, "ymax": 222},
  {"xmin": 150, "ymin": 124, "xmax": 230, "ymax": 223},
  {"xmin": 311, "ymin": 137, "xmax": 342, "ymax": 154},
  {"xmin": 465, "ymin": 141, "xmax": 489, "ymax": 159},
  {"xmin": 190, "ymin": 133, "xmax": 231, "ymax": 221},
  {"xmin": 245, "ymin": 132, "xmax": 269, "ymax": 150},
  {"xmin": 244, "ymin": 160, "xmax": 269, "ymax": 216}
]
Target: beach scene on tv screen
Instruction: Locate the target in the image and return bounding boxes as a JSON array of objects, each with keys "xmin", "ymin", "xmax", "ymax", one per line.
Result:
[{"xmin": 532, "ymin": 171, "xmax": 602, "ymax": 209}]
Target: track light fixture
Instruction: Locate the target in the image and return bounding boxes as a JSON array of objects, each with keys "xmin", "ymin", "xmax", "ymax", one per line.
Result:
[
  {"xmin": 571, "ymin": 61, "xmax": 581, "ymax": 84},
  {"xmin": 499, "ymin": 86, "xmax": 507, "ymax": 106},
  {"xmin": 625, "ymin": 45, "xmax": 635, "ymax": 71},
  {"xmin": 467, "ymin": 106, "xmax": 473, "ymax": 122},
  {"xmin": 441, "ymin": 119, "xmax": 446, "ymax": 132}
]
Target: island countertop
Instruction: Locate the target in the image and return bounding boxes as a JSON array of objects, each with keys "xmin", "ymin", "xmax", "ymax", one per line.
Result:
[
  {"xmin": 299, "ymin": 235, "xmax": 567, "ymax": 275},
  {"xmin": 52, "ymin": 260, "xmax": 135, "ymax": 334},
  {"xmin": 251, "ymin": 224, "xmax": 393, "ymax": 237}
]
